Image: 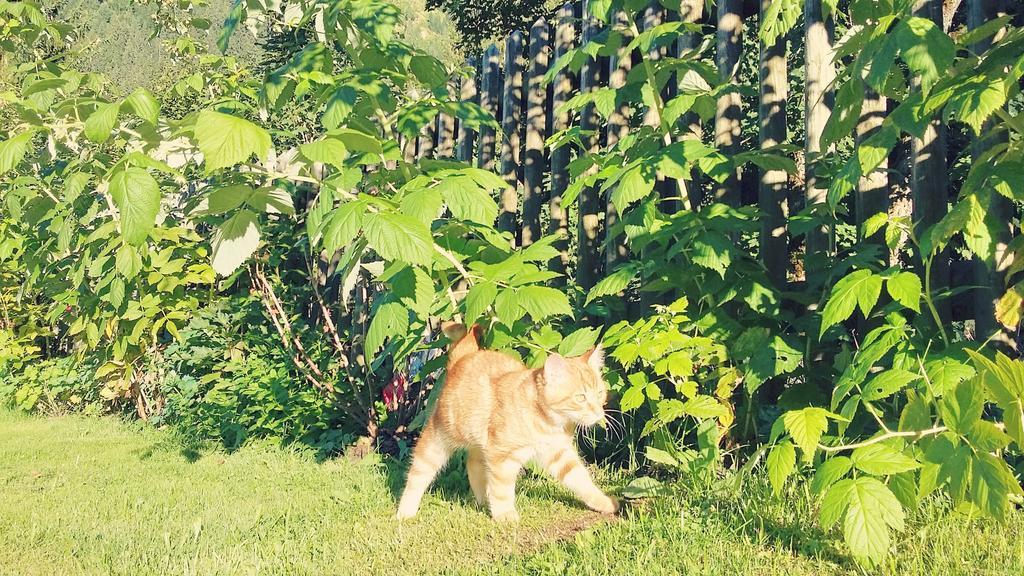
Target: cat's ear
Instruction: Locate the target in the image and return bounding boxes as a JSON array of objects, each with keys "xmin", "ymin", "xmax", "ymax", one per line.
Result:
[
  {"xmin": 441, "ymin": 321, "xmax": 467, "ymax": 342},
  {"xmin": 544, "ymin": 353, "xmax": 570, "ymax": 385},
  {"xmin": 584, "ymin": 345, "xmax": 605, "ymax": 371}
]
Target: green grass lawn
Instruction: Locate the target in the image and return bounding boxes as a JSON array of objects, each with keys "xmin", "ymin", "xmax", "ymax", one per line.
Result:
[{"xmin": 1, "ymin": 410, "xmax": 1022, "ymax": 575}]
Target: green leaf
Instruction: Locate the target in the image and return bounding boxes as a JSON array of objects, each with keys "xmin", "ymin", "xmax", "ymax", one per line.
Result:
[
  {"xmin": 940, "ymin": 378, "xmax": 985, "ymax": 435},
  {"xmin": 559, "ymin": 327, "xmax": 601, "ymax": 357},
  {"xmin": 784, "ymin": 407, "xmax": 829, "ymax": 461},
  {"xmin": 84, "ymin": 101, "xmax": 121, "ymax": 143},
  {"xmin": 518, "ymin": 285, "xmax": 572, "ymax": 321},
  {"xmin": 886, "ymin": 271, "xmax": 921, "ymax": 312},
  {"xmin": 323, "ymin": 86, "xmax": 357, "ymax": 130},
  {"xmin": 401, "ymin": 188, "xmax": 443, "ymax": 223},
  {"xmin": 690, "ymin": 232, "xmax": 732, "ymax": 277},
  {"xmin": 108, "ymin": 167, "xmax": 161, "ymax": 246},
  {"xmin": 364, "ymin": 213, "xmax": 434, "ymax": 266},
  {"xmin": 681, "ymin": 395, "xmax": 727, "ymax": 420},
  {"xmin": 0, "ymin": 131, "xmax": 35, "ymax": 174},
  {"xmin": 767, "ymin": 441, "xmax": 796, "ymax": 495},
  {"xmin": 811, "ymin": 457, "xmax": 853, "ymax": 495},
  {"xmin": 644, "ymin": 446, "xmax": 679, "ymax": 467},
  {"xmin": 851, "ymin": 443, "xmax": 921, "ymax": 475},
  {"xmin": 438, "ymin": 175, "xmax": 500, "ymax": 224},
  {"xmin": 611, "ymin": 165, "xmax": 655, "ymax": 212},
  {"xmin": 211, "ymin": 209, "xmax": 260, "ymax": 276},
  {"xmin": 620, "ymin": 476, "xmax": 665, "ymax": 499},
  {"xmin": 365, "ymin": 299, "xmax": 410, "ymax": 359},
  {"xmin": 922, "ymin": 358, "xmax": 974, "ymax": 397},
  {"xmin": 967, "ymin": 420, "xmax": 1012, "ymax": 453},
  {"xmin": 322, "ymin": 202, "xmax": 365, "ymax": 253},
  {"xmin": 410, "ymin": 55, "xmax": 447, "ymax": 88},
  {"xmin": 820, "ymin": 478, "xmax": 855, "ymax": 529},
  {"xmin": 619, "ymin": 384, "xmax": 646, "ymax": 412},
  {"xmin": 843, "ymin": 477, "xmax": 905, "ymax": 565},
  {"xmin": 586, "ymin": 263, "xmax": 638, "ymax": 304},
  {"xmin": 299, "ymin": 137, "xmax": 347, "ymax": 167},
  {"xmin": 970, "ymin": 452, "xmax": 1020, "ymax": 521},
  {"xmin": 862, "ymin": 369, "xmax": 921, "ymax": 401},
  {"xmin": 463, "ymin": 281, "xmax": 497, "ymax": 325},
  {"xmin": 895, "ymin": 17, "xmax": 955, "ymax": 93},
  {"xmin": 206, "ymin": 184, "xmax": 254, "ymax": 214},
  {"xmin": 820, "ymin": 270, "xmax": 882, "ymax": 337},
  {"xmin": 123, "ymin": 87, "xmax": 159, "ymax": 124},
  {"xmin": 195, "ymin": 110, "xmax": 272, "ymax": 173}
]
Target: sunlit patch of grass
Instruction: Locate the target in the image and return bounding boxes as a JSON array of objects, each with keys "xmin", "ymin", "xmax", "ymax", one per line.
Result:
[{"xmin": 2, "ymin": 410, "xmax": 1021, "ymax": 576}]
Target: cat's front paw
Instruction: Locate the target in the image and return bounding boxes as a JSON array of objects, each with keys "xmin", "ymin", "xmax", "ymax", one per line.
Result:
[
  {"xmin": 395, "ymin": 503, "xmax": 419, "ymax": 520},
  {"xmin": 589, "ymin": 494, "xmax": 619, "ymax": 515},
  {"xmin": 492, "ymin": 509, "xmax": 520, "ymax": 523}
]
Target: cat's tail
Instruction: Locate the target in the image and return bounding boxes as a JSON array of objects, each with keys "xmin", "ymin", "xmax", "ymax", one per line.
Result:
[{"xmin": 441, "ymin": 321, "xmax": 482, "ymax": 366}]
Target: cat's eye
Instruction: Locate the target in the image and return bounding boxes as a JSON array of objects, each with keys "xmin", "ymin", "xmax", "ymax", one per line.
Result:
[{"xmin": 573, "ymin": 393, "xmax": 587, "ymax": 403}]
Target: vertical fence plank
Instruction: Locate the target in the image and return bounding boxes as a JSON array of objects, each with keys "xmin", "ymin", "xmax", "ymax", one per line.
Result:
[
  {"xmin": 911, "ymin": 0, "xmax": 949, "ymax": 321},
  {"xmin": 436, "ymin": 81, "xmax": 457, "ymax": 158},
  {"xmin": 417, "ymin": 115, "xmax": 436, "ymax": 160},
  {"xmin": 758, "ymin": 0, "xmax": 789, "ymax": 287},
  {"xmin": 549, "ymin": 2, "xmax": 576, "ymax": 280},
  {"xmin": 605, "ymin": 10, "xmax": 632, "ymax": 271},
  {"xmin": 804, "ymin": 0, "xmax": 835, "ymax": 267},
  {"xmin": 969, "ymin": 0, "xmax": 1014, "ymax": 349},
  {"xmin": 477, "ymin": 45, "xmax": 502, "ymax": 171},
  {"xmin": 499, "ymin": 31, "xmax": 526, "ymax": 238},
  {"xmin": 577, "ymin": 0, "xmax": 603, "ymax": 292},
  {"xmin": 677, "ymin": 0, "xmax": 704, "ymax": 210},
  {"xmin": 714, "ymin": 0, "xmax": 743, "ymax": 207},
  {"xmin": 856, "ymin": 91, "xmax": 888, "ymax": 249},
  {"xmin": 457, "ymin": 56, "xmax": 479, "ymax": 164},
  {"xmin": 642, "ymin": 2, "xmax": 677, "ymax": 212},
  {"xmin": 522, "ymin": 18, "xmax": 550, "ymax": 247}
]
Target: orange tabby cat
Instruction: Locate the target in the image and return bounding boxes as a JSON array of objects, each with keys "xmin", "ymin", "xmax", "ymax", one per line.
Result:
[{"xmin": 396, "ymin": 322, "xmax": 618, "ymax": 522}]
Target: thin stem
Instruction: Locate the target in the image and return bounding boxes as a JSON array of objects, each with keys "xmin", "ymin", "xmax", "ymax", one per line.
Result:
[
  {"xmin": 922, "ymin": 254, "xmax": 950, "ymax": 346},
  {"xmin": 817, "ymin": 426, "xmax": 947, "ymax": 453}
]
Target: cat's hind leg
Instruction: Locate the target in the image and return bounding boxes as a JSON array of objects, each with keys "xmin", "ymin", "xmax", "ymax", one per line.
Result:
[
  {"xmin": 466, "ymin": 446, "xmax": 487, "ymax": 506},
  {"xmin": 396, "ymin": 426, "xmax": 453, "ymax": 519}
]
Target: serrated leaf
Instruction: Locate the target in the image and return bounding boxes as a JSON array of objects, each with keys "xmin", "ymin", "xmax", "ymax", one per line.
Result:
[
  {"xmin": 690, "ymin": 232, "xmax": 732, "ymax": 277},
  {"xmin": 85, "ymin": 101, "xmax": 121, "ymax": 143},
  {"xmin": 619, "ymin": 384, "xmax": 645, "ymax": 412},
  {"xmin": 851, "ymin": 443, "xmax": 921, "ymax": 475},
  {"xmin": 123, "ymin": 87, "xmax": 159, "ymax": 124},
  {"xmin": 322, "ymin": 202, "xmax": 365, "ymax": 253},
  {"xmin": 463, "ymin": 281, "xmax": 497, "ymax": 325},
  {"xmin": 365, "ymin": 299, "xmax": 409, "ymax": 359},
  {"xmin": 0, "ymin": 131, "xmax": 35, "ymax": 174},
  {"xmin": 895, "ymin": 17, "xmax": 955, "ymax": 93},
  {"xmin": 611, "ymin": 165, "xmax": 655, "ymax": 212},
  {"xmin": 767, "ymin": 441, "xmax": 796, "ymax": 495},
  {"xmin": 783, "ymin": 407, "xmax": 829, "ymax": 461},
  {"xmin": 922, "ymin": 358, "xmax": 974, "ymax": 397},
  {"xmin": 195, "ymin": 110, "xmax": 272, "ymax": 173},
  {"xmin": 812, "ymin": 457, "xmax": 853, "ymax": 495},
  {"xmin": 518, "ymin": 285, "xmax": 572, "ymax": 321},
  {"xmin": 108, "ymin": 167, "xmax": 160, "ymax": 246},
  {"xmin": 585, "ymin": 263, "xmax": 638, "ymax": 304},
  {"xmin": 559, "ymin": 327, "xmax": 600, "ymax": 357},
  {"xmin": 821, "ymin": 478, "xmax": 855, "ymax": 529},
  {"xmin": 843, "ymin": 477, "xmax": 905, "ymax": 564},
  {"xmin": 862, "ymin": 369, "xmax": 921, "ymax": 401},
  {"xmin": 364, "ymin": 212, "xmax": 433, "ymax": 266},
  {"xmin": 886, "ymin": 272, "xmax": 921, "ymax": 312},
  {"xmin": 820, "ymin": 270, "xmax": 882, "ymax": 337},
  {"xmin": 211, "ymin": 209, "xmax": 260, "ymax": 276},
  {"xmin": 621, "ymin": 476, "xmax": 664, "ymax": 499},
  {"xmin": 681, "ymin": 395, "xmax": 727, "ymax": 420},
  {"xmin": 206, "ymin": 184, "xmax": 253, "ymax": 214},
  {"xmin": 299, "ymin": 137, "xmax": 347, "ymax": 167},
  {"xmin": 940, "ymin": 378, "xmax": 985, "ymax": 435}
]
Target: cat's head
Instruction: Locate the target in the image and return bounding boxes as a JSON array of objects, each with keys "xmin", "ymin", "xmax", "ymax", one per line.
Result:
[{"xmin": 541, "ymin": 347, "xmax": 607, "ymax": 427}]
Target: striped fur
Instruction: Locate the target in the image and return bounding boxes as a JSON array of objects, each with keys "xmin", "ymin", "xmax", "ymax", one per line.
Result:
[{"xmin": 396, "ymin": 323, "xmax": 618, "ymax": 521}]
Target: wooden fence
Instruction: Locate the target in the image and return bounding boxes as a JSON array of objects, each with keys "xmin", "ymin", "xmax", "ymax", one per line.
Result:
[{"xmin": 394, "ymin": 0, "xmax": 1014, "ymax": 340}]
